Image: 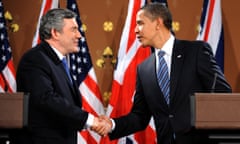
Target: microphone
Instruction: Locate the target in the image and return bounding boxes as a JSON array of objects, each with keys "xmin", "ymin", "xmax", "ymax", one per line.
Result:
[{"xmin": 211, "ymin": 73, "xmax": 217, "ymax": 93}]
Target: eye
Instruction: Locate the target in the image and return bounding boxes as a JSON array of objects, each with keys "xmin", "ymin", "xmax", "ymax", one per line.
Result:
[{"xmin": 72, "ymin": 27, "xmax": 79, "ymax": 33}]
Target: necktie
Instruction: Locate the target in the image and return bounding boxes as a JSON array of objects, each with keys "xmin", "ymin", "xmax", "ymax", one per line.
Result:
[
  {"xmin": 157, "ymin": 51, "xmax": 170, "ymax": 105},
  {"xmin": 62, "ymin": 58, "xmax": 72, "ymax": 83}
]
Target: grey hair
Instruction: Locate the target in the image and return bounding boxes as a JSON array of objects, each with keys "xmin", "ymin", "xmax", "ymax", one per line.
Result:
[
  {"xmin": 39, "ymin": 8, "xmax": 77, "ymax": 41},
  {"xmin": 140, "ymin": 2, "xmax": 172, "ymax": 30}
]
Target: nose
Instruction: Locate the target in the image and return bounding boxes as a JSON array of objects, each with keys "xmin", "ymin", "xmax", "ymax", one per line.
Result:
[
  {"xmin": 77, "ymin": 30, "xmax": 82, "ymax": 39},
  {"xmin": 134, "ymin": 26, "xmax": 139, "ymax": 34}
]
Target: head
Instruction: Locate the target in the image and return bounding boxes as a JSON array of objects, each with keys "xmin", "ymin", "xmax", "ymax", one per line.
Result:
[
  {"xmin": 39, "ymin": 8, "xmax": 81, "ymax": 55},
  {"xmin": 135, "ymin": 3, "xmax": 172, "ymax": 47}
]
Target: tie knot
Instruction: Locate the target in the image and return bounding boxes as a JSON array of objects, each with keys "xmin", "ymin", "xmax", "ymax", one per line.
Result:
[
  {"xmin": 62, "ymin": 58, "xmax": 68, "ymax": 65},
  {"xmin": 158, "ymin": 51, "xmax": 165, "ymax": 58}
]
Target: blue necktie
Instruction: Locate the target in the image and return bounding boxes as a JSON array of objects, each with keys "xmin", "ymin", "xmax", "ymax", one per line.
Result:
[
  {"xmin": 62, "ymin": 58, "xmax": 72, "ymax": 83},
  {"xmin": 157, "ymin": 51, "xmax": 170, "ymax": 105}
]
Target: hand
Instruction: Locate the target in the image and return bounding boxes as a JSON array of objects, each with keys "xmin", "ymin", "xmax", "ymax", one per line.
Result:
[
  {"xmin": 90, "ymin": 116, "xmax": 112, "ymax": 136},
  {"xmin": 99, "ymin": 115, "xmax": 112, "ymax": 128}
]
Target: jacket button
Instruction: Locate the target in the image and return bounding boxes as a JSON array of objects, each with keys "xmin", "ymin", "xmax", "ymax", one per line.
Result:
[{"xmin": 169, "ymin": 114, "xmax": 174, "ymax": 118}]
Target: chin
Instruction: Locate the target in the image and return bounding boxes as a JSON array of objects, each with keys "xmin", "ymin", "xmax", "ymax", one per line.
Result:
[{"xmin": 140, "ymin": 43, "xmax": 149, "ymax": 48}]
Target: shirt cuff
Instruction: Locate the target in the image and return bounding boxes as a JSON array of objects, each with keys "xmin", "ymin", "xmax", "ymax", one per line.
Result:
[
  {"xmin": 110, "ymin": 118, "xmax": 116, "ymax": 132},
  {"xmin": 85, "ymin": 114, "xmax": 94, "ymax": 129}
]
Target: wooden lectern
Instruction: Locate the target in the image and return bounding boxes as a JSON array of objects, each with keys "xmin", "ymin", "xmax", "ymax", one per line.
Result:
[
  {"xmin": 191, "ymin": 93, "xmax": 240, "ymax": 143},
  {"xmin": 0, "ymin": 92, "xmax": 29, "ymax": 129}
]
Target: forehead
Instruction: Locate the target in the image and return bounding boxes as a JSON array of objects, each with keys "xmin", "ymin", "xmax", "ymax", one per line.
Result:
[
  {"xmin": 137, "ymin": 10, "xmax": 145, "ymax": 18},
  {"xmin": 136, "ymin": 10, "xmax": 146, "ymax": 19},
  {"xmin": 136, "ymin": 10, "xmax": 150, "ymax": 22}
]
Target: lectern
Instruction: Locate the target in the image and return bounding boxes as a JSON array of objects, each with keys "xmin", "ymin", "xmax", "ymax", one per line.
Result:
[
  {"xmin": 0, "ymin": 92, "xmax": 29, "ymax": 143},
  {"xmin": 191, "ymin": 93, "xmax": 240, "ymax": 143},
  {"xmin": 0, "ymin": 92, "xmax": 29, "ymax": 128}
]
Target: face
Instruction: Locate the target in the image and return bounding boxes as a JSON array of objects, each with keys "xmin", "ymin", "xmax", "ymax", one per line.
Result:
[
  {"xmin": 57, "ymin": 18, "xmax": 81, "ymax": 54},
  {"xmin": 135, "ymin": 10, "xmax": 159, "ymax": 47}
]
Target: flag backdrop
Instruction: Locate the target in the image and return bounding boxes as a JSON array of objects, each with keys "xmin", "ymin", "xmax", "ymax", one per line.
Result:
[
  {"xmin": 106, "ymin": 0, "xmax": 156, "ymax": 143},
  {"xmin": 0, "ymin": 0, "xmax": 16, "ymax": 93},
  {"xmin": 66, "ymin": 0, "xmax": 105, "ymax": 144},
  {"xmin": 32, "ymin": 0, "xmax": 59, "ymax": 47},
  {"xmin": 197, "ymin": 0, "xmax": 224, "ymax": 72}
]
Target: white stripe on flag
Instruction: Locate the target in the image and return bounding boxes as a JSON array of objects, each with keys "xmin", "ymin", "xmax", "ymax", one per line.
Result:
[
  {"xmin": 197, "ymin": 0, "xmax": 222, "ymax": 56},
  {"xmin": 2, "ymin": 63, "xmax": 16, "ymax": 92}
]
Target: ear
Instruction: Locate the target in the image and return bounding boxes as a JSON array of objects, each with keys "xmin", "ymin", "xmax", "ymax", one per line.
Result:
[
  {"xmin": 156, "ymin": 17, "xmax": 164, "ymax": 30},
  {"xmin": 51, "ymin": 28, "xmax": 60, "ymax": 40}
]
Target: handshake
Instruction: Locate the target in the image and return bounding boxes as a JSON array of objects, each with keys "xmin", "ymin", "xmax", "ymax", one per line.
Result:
[{"xmin": 90, "ymin": 115, "xmax": 113, "ymax": 136}]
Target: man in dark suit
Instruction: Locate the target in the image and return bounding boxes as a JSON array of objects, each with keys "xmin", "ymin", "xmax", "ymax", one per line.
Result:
[
  {"xmin": 94, "ymin": 2, "xmax": 232, "ymax": 144},
  {"xmin": 10, "ymin": 8, "xmax": 110, "ymax": 144}
]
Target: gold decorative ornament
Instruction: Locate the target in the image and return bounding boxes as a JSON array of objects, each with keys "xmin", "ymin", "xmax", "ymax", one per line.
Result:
[
  {"xmin": 196, "ymin": 24, "xmax": 201, "ymax": 33},
  {"xmin": 172, "ymin": 21, "xmax": 180, "ymax": 32},
  {"xmin": 82, "ymin": 24, "xmax": 87, "ymax": 32},
  {"xmin": 11, "ymin": 24, "xmax": 19, "ymax": 32},
  {"xmin": 103, "ymin": 21, "xmax": 113, "ymax": 32},
  {"xmin": 4, "ymin": 11, "xmax": 13, "ymax": 21},
  {"xmin": 111, "ymin": 58, "xmax": 117, "ymax": 65},
  {"xmin": 96, "ymin": 46, "xmax": 116, "ymax": 68},
  {"xmin": 103, "ymin": 46, "xmax": 113, "ymax": 58},
  {"xmin": 4, "ymin": 11, "xmax": 19, "ymax": 32},
  {"xmin": 96, "ymin": 58, "xmax": 105, "ymax": 68},
  {"xmin": 103, "ymin": 91, "xmax": 111, "ymax": 107}
]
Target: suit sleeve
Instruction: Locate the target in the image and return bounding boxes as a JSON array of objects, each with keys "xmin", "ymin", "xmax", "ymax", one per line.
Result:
[
  {"xmin": 109, "ymin": 67, "xmax": 152, "ymax": 140},
  {"xmin": 197, "ymin": 41, "xmax": 232, "ymax": 92}
]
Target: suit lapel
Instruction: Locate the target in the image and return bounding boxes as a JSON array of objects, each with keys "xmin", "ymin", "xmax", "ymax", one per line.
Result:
[
  {"xmin": 41, "ymin": 41, "xmax": 81, "ymax": 105},
  {"xmin": 147, "ymin": 54, "xmax": 170, "ymax": 108},
  {"xmin": 170, "ymin": 40, "xmax": 184, "ymax": 99}
]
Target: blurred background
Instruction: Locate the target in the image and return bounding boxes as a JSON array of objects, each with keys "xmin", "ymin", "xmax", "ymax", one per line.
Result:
[{"xmin": 2, "ymin": 0, "xmax": 240, "ymax": 106}]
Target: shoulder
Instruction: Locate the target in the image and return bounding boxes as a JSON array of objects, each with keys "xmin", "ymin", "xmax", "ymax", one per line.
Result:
[
  {"xmin": 176, "ymin": 39, "xmax": 210, "ymax": 47},
  {"xmin": 175, "ymin": 39, "xmax": 213, "ymax": 54}
]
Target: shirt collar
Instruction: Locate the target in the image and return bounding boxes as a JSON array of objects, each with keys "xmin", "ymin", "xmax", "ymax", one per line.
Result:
[
  {"xmin": 155, "ymin": 34, "xmax": 175, "ymax": 57},
  {"xmin": 51, "ymin": 46, "xmax": 65, "ymax": 60}
]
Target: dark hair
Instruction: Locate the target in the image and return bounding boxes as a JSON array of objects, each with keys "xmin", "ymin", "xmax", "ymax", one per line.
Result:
[
  {"xmin": 140, "ymin": 2, "xmax": 172, "ymax": 30},
  {"xmin": 39, "ymin": 8, "xmax": 77, "ymax": 41}
]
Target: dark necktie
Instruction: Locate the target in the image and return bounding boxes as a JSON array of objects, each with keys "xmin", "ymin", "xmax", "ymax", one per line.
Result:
[
  {"xmin": 157, "ymin": 51, "xmax": 170, "ymax": 105},
  {"xmin": 62, "ymin": 58, "xmax": 72, "ymax": 83}
]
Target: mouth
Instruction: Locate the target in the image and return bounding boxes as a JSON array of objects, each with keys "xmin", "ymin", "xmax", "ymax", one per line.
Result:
[
  {"xmin": 74, "ymin": 41, "xmax": 79, "ymax": 46},
  {"xmin": 136, "ymin": 36, "xmax": 143, "ymax": 41}
]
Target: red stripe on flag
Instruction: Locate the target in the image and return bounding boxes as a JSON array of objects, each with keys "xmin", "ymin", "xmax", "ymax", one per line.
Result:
[
  {"xmin": 5, "ymin": 60, "xmax": 16, "ymax": 92},
  {"xmin": 82, "ymin": 96, "xmax": 98, "ymax": 116},
  {"xmin": 0, "ymin": 75, "xmax": 5, "ymax": 91},
  {"xmin": 84, "ymin": 74, "xmax": 103, "ymax": 102},
  {"xmin": 203, "ymin": 0, "xmax": 215, "ymax": 41},
  {"xmin": 43, "ymin": 0, "xmax": 53, "ymax": 16},
  {"xmin": 0, "ymin": 60, "xmax": 16, "ymax": 93},
  {"xmin": 7, "ymin": 60, "xmax": 16, "ymax": 77},
  {"xmin": 80, "ymin": 131, "xmax": 98, "ymax": 144},
  {"xmin": 126, "ymin": 0, "xmax": 141, "ymax": 52},
  {"xmin": 100, "ymin": 136, "xmax": 118, "ymax": 144}
]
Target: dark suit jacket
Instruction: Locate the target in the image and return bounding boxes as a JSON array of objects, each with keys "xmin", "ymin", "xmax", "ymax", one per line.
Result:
[
  {"xmin": 11, "ymin": 41, "xmax": 89, "ymax": 144},
  {"xmin": 109, "ymin": 40, "xmax": 232, "ymax": 144}
]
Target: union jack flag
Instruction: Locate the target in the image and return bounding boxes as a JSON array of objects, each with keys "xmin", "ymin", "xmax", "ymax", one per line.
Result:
[
  {"xmin": 197, "ymin": 0, "xmax": 224, "ymax": 72},
  {"xmin": 105, "ymin": 0, "xmax": 156, "ymax": 143}
]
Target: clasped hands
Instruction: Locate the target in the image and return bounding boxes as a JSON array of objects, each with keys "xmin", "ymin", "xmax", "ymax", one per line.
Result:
[{"xmin": 91, "ymin": 115, "xmax": 112, "ymax": 136}]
